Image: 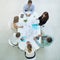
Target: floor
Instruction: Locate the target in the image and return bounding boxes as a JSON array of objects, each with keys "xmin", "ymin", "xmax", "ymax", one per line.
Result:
[{"xmin": 0, "ymin": 0, "xmax": 60, "ymax": 60}]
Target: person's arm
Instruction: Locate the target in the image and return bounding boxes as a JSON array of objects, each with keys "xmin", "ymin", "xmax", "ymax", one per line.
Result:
[
  {"xmin": 23, "ymin": 4, "xmax": 28, "ymax": 15},
  {"xmin": 13, "ymin": 23, "xmax": 18, "ymax": 29},
  {"xmin": 35, "ymin": 40, "xmax": 41, "ymax": 46},
  {"xmin": 14, "ymin": 23, "xmax": 24, "ymax": 29},
  {"xmin": 38, "ymin": 16, "xmax": 42, "ymax": 20},
  {"xmin": 34, "ymin": 34, "xmax": 42, "ymax": 46},
  {"xmin": 18, "ymin": 26, "xmax": 23, "ymax": 28},
  {"xmin": 30, "ymin": 5, "xmax": 35, "ymax": 15},
  {"xmin": 23, "ymin": 5, "xmax": 30, "ymax": 16}
]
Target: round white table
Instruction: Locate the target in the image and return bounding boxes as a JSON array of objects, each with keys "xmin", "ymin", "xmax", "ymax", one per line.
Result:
[{"xmin": 18, "ymin": 12, "xmax": 41, "ymax": 51}]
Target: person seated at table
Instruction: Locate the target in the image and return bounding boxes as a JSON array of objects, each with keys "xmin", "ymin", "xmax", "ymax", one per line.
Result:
[
  {"xmin": 37, "ymin": 12, "xmax": 49, "ymax": 26},
  {"xmin": 11, "ymin": 16, "xmax": 23, "ymax": 32},
  {"xmin": 24, "ymin": 41, "xmax": 36, "ymax": 60},
  {"xmin": 34, "ymin": 35, "xmax": 53, "ymax": 48},
  {"xmin": 8, "ymin": 32, "xmax": 21, "ymax": 47},
  {"xmin": 23, "ymin": 0, "xmax": 35, "ymax": 16}
]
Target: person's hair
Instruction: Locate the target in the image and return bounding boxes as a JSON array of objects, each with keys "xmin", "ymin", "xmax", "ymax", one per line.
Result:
[
  {"xmin": 41, "ymin": 12, "xmax": 49, "ymax": 21},
  {"xmin": 27, "ymin": 44, "xmax": 32, "ymax": 53},
  {"xmin": 28, "ymin": 0, "xmax": 32, "ymax": 4},
  {"xmin": 16, "ymin": 32, "xmax": 20, "ymax": 38},
  {"xmin": 47, "ymin": 37, "xmax": 52, "ymax": 43},
  {"xmin": 39, "ymin": 11, "xmax": 49, "ymax": 26},
  {"xmin": 13, "ymin": 16, "xmax": 19, "ymax": 23}
]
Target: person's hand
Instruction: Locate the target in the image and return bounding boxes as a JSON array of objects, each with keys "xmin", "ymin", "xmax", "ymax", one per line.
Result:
[
  {"xmin": 38, "ymin": 34, "xmax": 42, "ymax": 37},
  {"xmin": 34, "ymin": 37, "xmax": 36, "ymax": 40},
  {"xmin": 21, "ymin": 26, "xmax": 23, "ymax": 28},
  {"xmin": 26, "ymin": 41, "xmax": 30, "ymax": 44},
  {"xmin": 26, "ymin": 14, "xmax": 28, "ymax": 16},
  {"xmin": 19, "ymin": 26, "xmax": 23, "ymax": 28},
  {"xmin": 28, "ymin": 14, "xmax": 31, "ymax": 16},
  {"xmin": 26, "ymin": 14, "xmax": 31, "ymax": 16}
]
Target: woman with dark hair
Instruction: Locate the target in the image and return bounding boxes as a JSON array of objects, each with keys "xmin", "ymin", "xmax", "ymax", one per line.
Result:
[{"xmin": 38, "ymin": 12, "xmax": 49, "ymax": 26}]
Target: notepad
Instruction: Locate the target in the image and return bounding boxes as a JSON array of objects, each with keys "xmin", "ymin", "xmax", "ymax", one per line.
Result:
[{"xmin": 32, "ymin": 24, "xmax": 39, "ymax": 29}]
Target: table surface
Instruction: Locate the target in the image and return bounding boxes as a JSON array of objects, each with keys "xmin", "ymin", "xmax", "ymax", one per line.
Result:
[{"xmin": 18, "ymin": 12, "xmax": 41, "ymax": 51}]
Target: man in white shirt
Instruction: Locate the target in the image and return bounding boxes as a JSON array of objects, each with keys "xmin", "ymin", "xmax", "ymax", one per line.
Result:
[{"xmin": 8, "ymin": 32, "xmax": 21, "ymax": 46}]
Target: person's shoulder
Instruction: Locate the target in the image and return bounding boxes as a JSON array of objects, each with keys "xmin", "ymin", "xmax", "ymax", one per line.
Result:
[
  {"xmin": 32, "ymin": 46, "xmax": 36, "ymax": 51},
  {"xmin": 32, "ymin": 4, "xmax": 35, "ymax": 7},
  {"xmin": 24, "ymin": 4, "xmax": 28, "ymax": 7},
  {"xmin": 13, "ymin": 33, "xmax": 16, "ymax": 37}
]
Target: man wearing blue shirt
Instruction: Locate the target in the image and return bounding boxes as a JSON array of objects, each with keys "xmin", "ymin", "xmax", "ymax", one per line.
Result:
[
  {"xmin": 23, "ymin": 0, "xmax": 35, "ymax": 16},
  {"xmin": 34, "ymin": 34, "xmax": 53, "ymax": 48}
]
